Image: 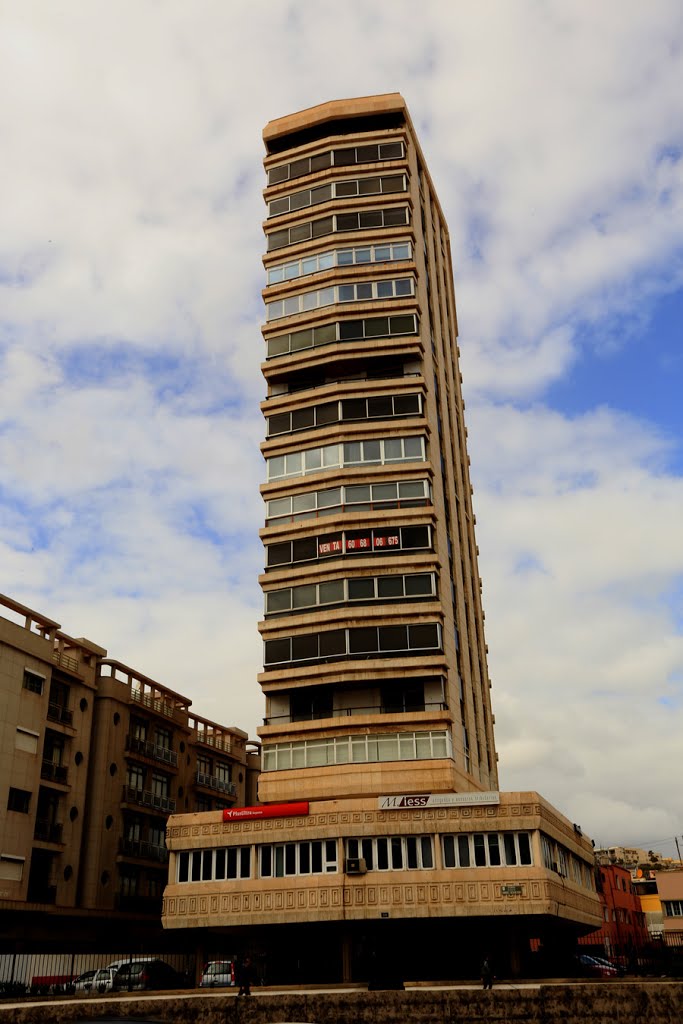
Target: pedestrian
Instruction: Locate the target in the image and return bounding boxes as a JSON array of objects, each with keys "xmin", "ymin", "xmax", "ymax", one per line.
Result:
[
  {"xmin": 481, "ymin": 955, "xmax": 493, "ymax": 990},
  {"xmin": 237, "ymin": 955, "xmax": 253, "ymax": 996}
]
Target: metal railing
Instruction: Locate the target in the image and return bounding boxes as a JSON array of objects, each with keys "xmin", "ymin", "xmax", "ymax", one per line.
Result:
[
  {"xmin": 125, "ymin": 735, "xmax": 178, "ymax": 767},
  {"xmin": 33, "ymin": 820, "xmax": 63, "ymax": 843},
  {"xmin": 264, "ymin": 701, "xmax": 448, "ymax": 725},
  {"xmin": 194, "ymin": 732, "xmax": 233, "ymax": 754},
  {"xmin": 119, "ymin": 837, "xmax": 169, "ymax": 862},
  {"xmin": 130, "ymin": 688, "xmax": 178, "ymax": 721},
  {"xmin": 52, "ymin": 650, "xmax": 79, "ymax": 674},
  {"xmin": 40, "ymin": 761, "xmax": 68, "ymax": 785},
  {"xmin": 194, "ymin": 770, "xmax": 236, "ymax": 796},
  {"xmin": 46, "ymin": 703, "xmax": 74, "ymax": 726},
  {"xmin": 122, "ymin": 785, "xmax": 176, "ymax": 814}
]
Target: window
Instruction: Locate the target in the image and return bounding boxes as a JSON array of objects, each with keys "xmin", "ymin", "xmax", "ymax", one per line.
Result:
[
  {"xmin": 266, "ymin": 435, "xmax": 425, "ymax": 481},
  {"xmin": 265, "ymin": 572, "xmax": 435, "ymax": 615},
  {"xmin": 264, "ymin": 622, "xmax": 442, "ymax": 668},
  {"xmin": 127, "ymin": 765, "xmax": 145, "ymax": 791},
  {"xmin": 15, "ymin": 727, "xmax": 39, "ymax": 754},
  {"xmin": 267, "ymin": 141, "xmax": 404, "ymax": 185},
  {"xmin": 151, "ymin": 773, "xmax": 169, "ymax": 799},
  {"xmin": 664, "ymin": 900, "xmax": 683, "ymax": 917},
  {"xmin": 267, "ymin": 392, "xmax": 421, "ymax": 438},
  {"xmin": 442, "ymin": 832, "xmax": 533, "ymax": 869},
  {"xmin": 541, "ymin": 833, "xmax": 554, "ymax": 870},
  {"xmin": 346, "ymin": 835, "xmax": 433, "ymax": 871},
  {"xmin": 266, "ymin": 277, "xmax": 415, "ymax": 320},
  {"xmin": 267, "ymin": 240, "xmax": 412, "ymax": 285},
  {"xmin": 266, "ymin": 206, "xmax": 410, "ymax": 251},
  {"xmin": 197, "ymin": 755, "xmax": 211, "ymax": 775},
  {"xmin": 265, "ymin": 477, "xmax": 431, "ymax": 525},
  {"xmin": 268, "ymin": 175, "xmax": 407, "ymax": 218},
  {"xmin": 23, "ymin": 669, "xmax": 45, "ymax": 695},
  {"xmin": 266, "ymin": 524, "xmax": 431, "ymax": 570},
  {"xmin": 177, "ymin": 846, "xmax": 252, "ymax": 883},
  {"xmin": 259, "ymin": 839, "xmax": 337, "ymax": 877},
  {"xmin": 7, "ymin": 788, "xmax": 31, "ymax": 814},
  {"xmin": 0, "ymin": 856, "xmax": 25, "ymax": 882},
  {"xmin": 155, "ymin": 728, "xmax": 172, "ymax": 750},
  {"xmin": 215, "ymin": 762, "xmax": 231, "ymax": 783},
  {"xmin": 266, "ymin": 313, "xmax": 418, "ymax": 359},
  {"xmin": 262, "ymin": 730, "xmax": 452, "ymax": 771}
]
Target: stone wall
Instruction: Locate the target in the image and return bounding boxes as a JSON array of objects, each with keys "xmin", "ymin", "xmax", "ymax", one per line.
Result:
[{"xmin": 1, "ymin": 984, "xmax": 683, "ymax": 1024}]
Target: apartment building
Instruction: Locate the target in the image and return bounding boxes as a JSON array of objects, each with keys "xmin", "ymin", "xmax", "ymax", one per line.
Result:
[
  {"xmin": 162, "ymin": 94, "xmax": 602, "ymax": 982},
  {"xmin": 0, "ymin": 592, "xmax": 255, "ymax": 947}
]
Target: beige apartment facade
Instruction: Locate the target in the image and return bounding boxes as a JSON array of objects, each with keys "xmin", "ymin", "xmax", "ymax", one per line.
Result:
[
  {"xmin": 0, "ymin": 591, "xmax": 257, "ymax": 949},
  {"xmin": 162, "ymin": 95, "xmax": 602, "ymax": 982}
]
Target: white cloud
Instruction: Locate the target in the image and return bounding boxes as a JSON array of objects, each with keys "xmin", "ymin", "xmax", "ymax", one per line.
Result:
[{"xmin": 0, "ymin": 0, "xmax": 682, "ymax": 853}]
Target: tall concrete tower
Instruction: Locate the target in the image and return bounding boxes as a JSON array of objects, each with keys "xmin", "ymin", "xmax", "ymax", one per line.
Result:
[{"xmin": 258, "ymin": 93, "xmax": 498, "ymax": 803}]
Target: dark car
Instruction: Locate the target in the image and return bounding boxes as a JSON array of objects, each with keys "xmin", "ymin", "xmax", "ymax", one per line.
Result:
[{"xmin": 111, "ymin": 959, "xmax": 184, "ymax": 992}]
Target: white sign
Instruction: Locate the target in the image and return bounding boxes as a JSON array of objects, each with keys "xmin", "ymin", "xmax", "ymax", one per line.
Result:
[{"xmin": 378, "ymin": 792, "xmax": 500, "ymax": 810}]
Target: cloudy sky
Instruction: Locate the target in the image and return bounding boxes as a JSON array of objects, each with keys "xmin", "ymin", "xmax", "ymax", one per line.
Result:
[{"xmin": 1, "ymin": 1, "xmax": 682, "ymax": 857}]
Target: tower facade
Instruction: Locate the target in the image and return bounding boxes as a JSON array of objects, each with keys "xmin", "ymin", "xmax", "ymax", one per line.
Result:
[
  {"xmin": 258, "ymin": 93, "xmax": 497, "ymax": 802},
  {"xmin": 162, "ymin": 96, "xmax": 601, "ymax": 982}
]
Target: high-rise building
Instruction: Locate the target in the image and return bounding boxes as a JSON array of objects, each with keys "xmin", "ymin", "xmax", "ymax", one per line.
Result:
[{"xmin": 162, "ymin": 95, "xmax": 602, "ymax": 981}]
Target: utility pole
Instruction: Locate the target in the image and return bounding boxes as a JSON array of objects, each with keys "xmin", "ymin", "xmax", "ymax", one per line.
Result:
[{"xmin": 675, "ymin": 836, "xmax": 682, "ymax": 865}]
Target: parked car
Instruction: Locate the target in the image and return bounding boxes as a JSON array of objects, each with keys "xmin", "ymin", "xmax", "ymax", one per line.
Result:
[
  {"xmin": 91, "ymin": 967, "xmax": 118, "ymax": 993},
  {"xmin": 72, "ymin": 969, "xmax": 98, "ymax": 993},
  {"xmin": 199, "ymin": 960, "xmax": 236, "ymax": 987},
  {"xmin": 576, "ymin": 954, "xmax": 620, "ymax": 978},
  {"xmin": 111, "ymin": 958, "xmax": 185, "ymax": 992}
]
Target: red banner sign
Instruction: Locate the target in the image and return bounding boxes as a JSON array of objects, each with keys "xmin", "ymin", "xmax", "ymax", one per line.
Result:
[
  {"xmin": 319, "ymin": 539, "xmax": 342, "ymax": 556},
  {"xmin": 223, "ymin": 802, "xmax": 309, "ymax": 822}
]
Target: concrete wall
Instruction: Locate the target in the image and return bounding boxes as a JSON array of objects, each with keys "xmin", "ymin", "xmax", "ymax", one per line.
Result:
[{"xmin": 1, "ymin": 984, "xmax": 682, "ymax": 1024}]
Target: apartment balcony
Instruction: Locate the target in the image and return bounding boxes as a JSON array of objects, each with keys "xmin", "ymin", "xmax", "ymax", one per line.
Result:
[
  {"xmin": 194, "ymin": 770, "xmax": 237, "ymax": 798},
  {"xmin": 125, "ymin": 734, "xmax": 179, "ymax": 769},
  {"xmin": 40, "ymin": 761, "xmax": 68, "ymax": 785},
  {"xmin": 263, "ymin": 701, "xmax": 448, "ymax": 726},
  {"xmin": 121, "ymin": 785, "xmax": 176, "ymax": 814},
  {"xmin": 46, "ymin": 703, "xmax": 74, "ymax": 726},
  {"xmin": 119, "ymin": 837, "xmax": 169, "ymax": 863},
  {"xmin": 33, "ymin": 820, "xmax": 64, "ymax": 844},
  {"xmin": 52, "ymin": 649, "xmax": 80, "ymax": 675},
  {"xmin": 130, "ymin": 686, "xmax": 183, "ymax": 723}
]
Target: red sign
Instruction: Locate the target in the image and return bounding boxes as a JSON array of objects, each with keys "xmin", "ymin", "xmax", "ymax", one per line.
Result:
[
  {"xmin": 346, "ymin": 535, "xmax": 371, "ymax": 551},
  {"xmin": 319, "ymin": 539, "xmax": 343, "ymax": 556},
  {"xmin": 374, "ymin": 534, "xmax": 399, "ymax": 548},
  {"xmin": 223, "ymin": 802, "xmax": 309, "ymax": 822}
]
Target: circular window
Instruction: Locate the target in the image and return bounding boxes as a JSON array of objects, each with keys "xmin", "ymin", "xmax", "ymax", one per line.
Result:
[
  {"xmin": 69, "ymin": 806, "xmax": 78, "ymax": 822},
  {"xmin": 179, "ymin": 742, "xmax": 185, "ymax": 753},
  {"xmin": 75, "ymin": 751, "xmax": 83, "ymax": 766},
  {"xmin": 113, "ymin": 712, "xmax": 120, "ymax": 726},
  {"xmin": 109, "ymin": 763, "xmax": 117, "ymax": 776},
  {"xmin": 80, "ymin": 698, "xmax": 88, "ymax": 712},
  {"xmin": 105, "ymin": 815, "xmax": 114, "ymax": 830},
  {"xmin": 100, "ymin": 871, "xmax": 110, "ymax": 886},
  {"xmin": 63, "ymin": 866, "xmax": 73, "ymax": 881}
]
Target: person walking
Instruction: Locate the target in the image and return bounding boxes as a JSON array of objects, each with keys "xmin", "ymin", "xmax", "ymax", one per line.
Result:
[
  {"xmin": 481, "ymin": 955, "xmax": 493, "ymax": 990},
  {"xmin": 237, "ymin": 955, "xmax": 253, "ymax": 997}
]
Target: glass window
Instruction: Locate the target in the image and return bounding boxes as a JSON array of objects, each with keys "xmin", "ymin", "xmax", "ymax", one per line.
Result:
[
  {"xmin": 316, "ymin": 402, "xmax": 338, "ymax": 425},
  {"xmin": 405, "ymin": 574, "xmax": 433, "ymax": 596},
  {"xmin": 292, "ymin": 536, "xmax": 317, "ymax": 561},
  {"xmin": 409, "ymin": 624, "xmax": 440, "ymax": 650},
  {"xmin": 362, "ymin": 440, "xmax": 381, "ymax": 463},
  {"xmin": 379, "ymin": 625, "xmax": 408, "ymax": 651},
  {"xmin": 318, "ymin": 487, "xmax": 341, "ymax": 508},
  {"xmin": 375, "ymin": 246, "xmax": 391, "ymax": 262},
  {"xmin": 400, "ymin": 526, "xmax": 430, "ymax": 549},
  {"xmin": 292, "ymin": 585, "xmax": 316, "ymax": 609},
  {"xmin": 367, "ymin": 396, "xmax": 392, "ymax": 418},
  {"xmin": 377, "ymin": 576, "xmax": 403, "ymax": 598},
  {"xmin": 268, "ymin": 456, "xmax": 285, "ymax": 479},
  {"xmin": 337, "ymin": 249, "xmax": 354, "ymax": 265},
  {"xmin": 474, "ymin": 834, "xmax": 487, "ymax": 867},
  {"xmin": 383, "ymin": 439, "xmax": 403, "ymax": 461},
  {"xmin": 348, "ymin": 578, "xmax": 375, "ymax": 600},
  {"xmin": 264, "ymin": 638, "xmax": 291, "ymax": 665},
  {"xmin": 518, "ymin": 833, "xmax": 532, "ymax": 865},
  {"xmin": 389, "ymin": 314, "xmax": 416, "ymax": 334},
  {"xmin": 349, "ymin": 628, "xmax": 378, "ymax": 654},
  {"xmin": 364, "ymin": 316, "xmax": 389, "ymax": 338},
  {"xmin": 376, "ymin": 280, "xmax": 394, "ymax": 298},
  {"xmin": 395, "ymin": 278, "xmax": 413, "ymax": 296},
  {"xmin": 356, "ymin": 283, "xmax": 372, "ymax": 300},
  {"xmin": 372, "ymin": 483, "xmax": 398, "ymax": 501},
  {"xmin": 319, "ymin": 630, "xmax": 346, "ymax": 658},
  {"xmin": 458, "ymin": 835, "xmax": 470, "ymax": 867},
  {"xmin": 343, "ymin": 442, "xmax": 362, "ymax": 464},
  {"xmin": 488, "ymin": 834, "xmax": 501, "ymax": 866},
  {"xmin": 335, "ymin": 180, "xmax": 358, "ymax": 198},
  {"xmin": 267, "ymin": 590, "xmax": 292, "ymax": 613},
  {"xmin": 403, "ymin": 436, "xmax": 424, "ymax": 459},
  {"xmin": 291, "ymin": 634, "xmax": 318, "ymax": 662},
  {"xmin": 338, "ymin": 285, "xmax": 355, "ymax": 302},
  {"xmin": 319, "ymin": 580, "xmax": 344, "ymax": 605},
  {"xmin": 345, "ymin": 484, "xmax": 371, "ymax": 502},
  {"xmin": 268, "ymin": 412, "xmax": 291, "ymax": 436}
]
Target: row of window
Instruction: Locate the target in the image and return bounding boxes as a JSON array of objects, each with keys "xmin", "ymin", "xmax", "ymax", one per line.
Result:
[
  {"xmin": 265, "ymin": 572, "xmax": 436, "ymax": 615},
  {"xmin": 266, "ymin": 206, "xmax": 409, "ymax": 252},
  {"xmin": 264, "ymin": 622, "xmax": 442, "ymax": 668},
  {"xmin": 267, "ymin": 392, "xmax": 422, "ymax": 438},
  {"xmin": 268, "ymin": 175, "xmax": 406, "ymax": 218},
  {"xmin": 541, "ymin": 833, "xmax": 594, "ymax": 888},
  {"xmin": 442, "ymin": 831, "xmax": 533, "ymax": 868},
  {"xmin": 267, "ymin": 241, "xmax": 412, "ymax": 285},
  {"xmin": 262, "ymin": 730, "xmax": 452, "ymax": 771},
  {"xmin": 267, "ymin": 141, "xmax": 405, "ymax": 185},
  {"xmin": 266, "ymin": 313, "xmax": 418, "ymax": 359},
  {"xmin": 266, "ymin": 524, "xmax": 432, "ymax": 568},
  {"xmin": 265, "ymin": 478, "xmax": 431, "ymax": 525},
  {"xmin": 175, "ymin": 830, "xmax": 537, "ymax": 883},
  {"xmin": 266, "ymin": 277, "xmax": 414, "ymax": 321},
  {"xmin": 267, "ymin": 436, "xmax": 425, "ymax": 482}
]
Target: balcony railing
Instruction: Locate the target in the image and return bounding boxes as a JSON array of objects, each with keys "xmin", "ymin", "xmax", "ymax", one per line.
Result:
[
  {"xmin": 122, "ymin": 785, "xmax": 176, "ymax": 814},
  {"xmin": 52, "ymin": 649, "xmax": 80, "ymax": 674},
  {"xmin": 33, "ymin": 820, "xmax": 64, "ymax": 843},
  {"xmin": 47, "ymin": 703, "xmax": 74, "ymax": 726},
  {"xmin": 130, "ymin": 688, "xmax": 178, "ymax": 721},
  {"xmin": 263, "ymin": 701, "xmax": 448, "ymax": 725},
  {"xmin": 40, "ymin": 761, "xmax": 68, "ymax": 784},
  {"xmin": 119, "ymin": 837, "xmax": 169, "ymax": 863},
  {"xmin": 125, "ymin": 735, "xmax": 178, "ymax": 768},
  {"xmin": 194, "ymin": 732, "xmax": 233, "ymax": 754},
  {"xmin": 194, "ymin": 771, "xmax": 237, "ymax": 797}
]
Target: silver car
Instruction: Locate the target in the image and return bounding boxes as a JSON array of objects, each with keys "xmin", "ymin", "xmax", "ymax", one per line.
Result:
[{"xmin": 199, "ymin": 960, "xmax": 235, "ymax": 987}]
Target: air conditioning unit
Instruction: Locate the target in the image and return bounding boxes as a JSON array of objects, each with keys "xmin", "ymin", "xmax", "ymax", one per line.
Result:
[{"xmin": 345, "ymin": 857, "xmax": 367, "ymax": 875}]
